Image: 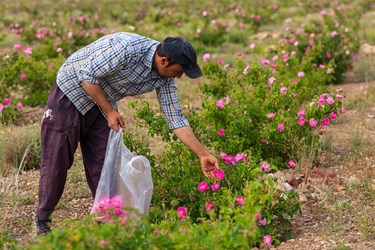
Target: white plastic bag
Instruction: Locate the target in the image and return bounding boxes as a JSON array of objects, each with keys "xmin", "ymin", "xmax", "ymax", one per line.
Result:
[{"xmin": 91, "ymin": 129, "xmax": 153, "ymax": 215}]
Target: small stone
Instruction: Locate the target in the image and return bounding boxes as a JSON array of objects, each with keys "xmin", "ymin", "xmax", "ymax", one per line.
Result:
[
  {"xmin": 296, "ymin": 188, "xmax": 310, "ymax": 194},
  {"xmin": 348, "ymin": 237, "xmax": 358, "ymax": 243},
  {"xmin": 361, "ymin": 43, "xmax": 375, "ymax": 55},
  {"xmin": 252, "ymin": 32, "xmax": 269, "ymax": 41},
  {"xmin": 347, "ymin": 176, "xmax": 359, "ymax": 184},
  {"xmin": 283, "ymin": 182, "xmax": 294, "ymax": 192},
  {"xmin": 299, "ymin": 193, "xmax": 307, "ymax": 203},
  {"xmin": 338, "ymin": 190, "xmax": 346, "ymax": 196}
]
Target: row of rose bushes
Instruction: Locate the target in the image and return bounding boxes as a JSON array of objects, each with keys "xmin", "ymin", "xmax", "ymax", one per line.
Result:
[
  {"xmin": 29, "ymin": 179, "xmax": 299, "ymax": 249},
  {"xmin": 0, "ymin": 0, "xmax": 363, "ymax": 110},
  {"xmin": 0, "ymin": 97, "xmax": 23, "ymax": 124},
  {"xmin": 113, "ymin": 5, "xmax": 352, "ymax": 248},
  {"xmin": 133, "ymin": 5, "xmax": 353, "ymax": 170},
  {"xmin": 1, "ymin": 0, "xmax": 347, "ymax": 53}
]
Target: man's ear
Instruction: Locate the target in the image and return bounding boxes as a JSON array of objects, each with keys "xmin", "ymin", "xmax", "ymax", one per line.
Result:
[{"xmin": 160, "ymin": 56, "xmax": 169, "ymax": 66}]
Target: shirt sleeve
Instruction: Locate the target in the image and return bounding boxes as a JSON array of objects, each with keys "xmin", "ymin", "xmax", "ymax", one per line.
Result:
[
  {"xmin": 76, "ymin": 38, "xmax": 133, "ymax": 84},
  {"xmin": 156, "ymin": 79, "xmax": 190, "ymax": 130}
]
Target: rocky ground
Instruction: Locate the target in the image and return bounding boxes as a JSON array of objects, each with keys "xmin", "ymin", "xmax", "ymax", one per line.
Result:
[{"xmin": 276, "ymin": 82, "xmax": 375, "ymax": 250}]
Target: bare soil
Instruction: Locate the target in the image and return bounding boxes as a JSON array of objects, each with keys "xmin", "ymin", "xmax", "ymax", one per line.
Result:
[{"xmin": 277, "ymin": 82, "xmax": 375, "ymax": 250}]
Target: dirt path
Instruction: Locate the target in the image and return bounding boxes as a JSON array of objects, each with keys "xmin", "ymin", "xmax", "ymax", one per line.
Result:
[{"xmin": 277, "ymin": 81, "xmax": 375, "ymax": 250}]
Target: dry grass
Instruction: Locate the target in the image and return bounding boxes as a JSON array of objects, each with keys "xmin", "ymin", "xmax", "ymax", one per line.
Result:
[
  {"xmin": 322, "ymin": 83, "xmax": 375, "ymax": 240},
  {"xmin": 359, "ymin": 11, "xmax": 375, "ymax": 45},
  {"xmin": 0, "ymin": 123, "xmax": 41, "ymax": 174},
  {"xmin": 277, "ymin": 82, "xmax": 375, "ymax": 250}
]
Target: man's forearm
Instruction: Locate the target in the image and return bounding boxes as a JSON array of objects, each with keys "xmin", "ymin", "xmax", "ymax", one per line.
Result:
[
  {"xmin": 173, "ymin": 126, "xmax": 210, "ymax": 159},
  {"xmin": 82, "ymin": 82, "xmax": 114, "ymax": 115},
  {"xmin": 82, "ymin": 82, "xmax": 125, "ymax": 131}
]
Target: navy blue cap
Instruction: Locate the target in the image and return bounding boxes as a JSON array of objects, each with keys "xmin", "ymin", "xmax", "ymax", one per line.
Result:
[{"xmin": 161, "ymin": 37, "xmax": 202, "ymax": 79}]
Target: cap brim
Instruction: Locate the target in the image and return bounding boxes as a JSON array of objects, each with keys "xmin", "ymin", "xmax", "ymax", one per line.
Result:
[{"xmin": 183, "ymin": 65, "xmax": 203, "ymax": 79}]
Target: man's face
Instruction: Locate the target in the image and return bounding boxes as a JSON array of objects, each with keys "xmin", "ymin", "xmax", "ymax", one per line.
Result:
[{"xmin": 156, "ymin": 58, "xmax": 184, "ymax": 79}]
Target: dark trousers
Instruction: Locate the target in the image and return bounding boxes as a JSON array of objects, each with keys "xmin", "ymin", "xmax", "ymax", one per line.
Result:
[{"xmin": 37, "ymin": 83, "xmax": 110, "ymax": 220}]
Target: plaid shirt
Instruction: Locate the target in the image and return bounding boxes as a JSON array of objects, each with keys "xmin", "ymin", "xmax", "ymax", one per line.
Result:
[{"xmin": 56, "ymin": 32, "xmax": 189, "ymax": 129}]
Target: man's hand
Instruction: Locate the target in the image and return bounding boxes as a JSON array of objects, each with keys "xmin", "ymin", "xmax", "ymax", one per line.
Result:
[
  {"xmin": 200, "ymin": 154, "xmax": 220, "ymax": 178},
  {"xmin": 82, "ymin": 82, "xmax": 125, "ymax": 132},
  {"xmin": 107, "ymin": 110, "xmax": 125, "ymax": 132},
  {"xmin": 173, "ymin": 126, "xmax": 220, "ymax": 178}
]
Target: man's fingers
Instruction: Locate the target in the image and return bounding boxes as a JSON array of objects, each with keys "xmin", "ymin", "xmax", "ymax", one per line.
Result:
[
  {"xmin": 205, "ymin": 172, "xmax": 213, "ymax": 178},
  {"xmin": 118, "ymin": 117, "xmax": 125, "ymax": 128},
  {"xmin": 208, "ymin": 157, "xmax": 219, "ymax": 169},
  {"xmin": 204, "ymin": 167, "xmax": 215, "ymax": 178},
  {"xmin": 201, "ymin": 156, "xmax": 220, "ymax": 178},
  {"xmin": 112, "ymin": 126, "xmax": 119, "ymax": 132}
]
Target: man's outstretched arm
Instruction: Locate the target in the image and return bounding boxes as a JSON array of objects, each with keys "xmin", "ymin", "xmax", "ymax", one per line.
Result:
[{"xmin": 173, "ymin": 126, "xmax": 220, "ymax": 178}]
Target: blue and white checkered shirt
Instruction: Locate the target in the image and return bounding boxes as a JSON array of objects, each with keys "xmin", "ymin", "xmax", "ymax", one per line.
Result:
[{"xmin": 56, "ymin": 32, "xmax": 189, "ymax": 129}]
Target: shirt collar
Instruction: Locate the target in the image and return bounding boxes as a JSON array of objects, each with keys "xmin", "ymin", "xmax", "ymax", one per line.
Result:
[{"xmin": 144, "ymin": 42, "xmax": 159, "ymax": 70}]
